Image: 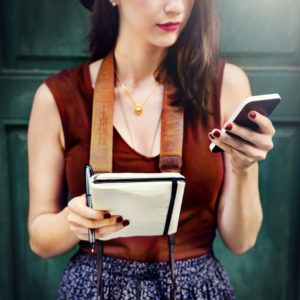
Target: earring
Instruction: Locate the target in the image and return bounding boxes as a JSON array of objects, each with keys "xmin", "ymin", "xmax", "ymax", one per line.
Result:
[{"xmin": 111, "ymin": 0, "xmax": 117, "ymax": 6}]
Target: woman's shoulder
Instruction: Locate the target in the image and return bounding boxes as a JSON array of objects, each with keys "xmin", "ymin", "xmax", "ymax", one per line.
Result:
[
  {"xmin": 220, "ymin": 63, "xmax": 252, "ymax": 124},
  {"xmin": 31, "ymin": 61, "xmax": 97, "ymax": 125},
  {"xmin": 42, "ymin": 58, "xmax": 104, "ymax": 90},
  {"xmin": 30, "ymin": 60, "xmax": 103, "ymax": 150},
  {"xmin": 34, "ymin": 59, "xmax": 104, "ymax": 113},
  {"xmin": 44, "ymin": 62, "xmax": 91, "ymax": 88},
  {"xmin": 222, "ymin": 63, "xmax": 250, "ymax": 91}
]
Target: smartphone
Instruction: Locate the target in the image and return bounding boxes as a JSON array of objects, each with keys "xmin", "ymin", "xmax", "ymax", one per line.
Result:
[{"xmin": 209, "ymin": 93, "xmax": 281, "ymax": 153}]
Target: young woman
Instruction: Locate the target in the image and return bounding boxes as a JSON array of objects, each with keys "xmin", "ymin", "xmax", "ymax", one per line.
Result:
[{"xmin": 27, "ymin": 0, "xmax": 275, "ymax": 299}]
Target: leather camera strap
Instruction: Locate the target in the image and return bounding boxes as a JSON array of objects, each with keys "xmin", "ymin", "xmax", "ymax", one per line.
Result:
[
  {"xmin": 90, "ymin": 50, "xmax": 184, "ymax": 173},
  {"xmin": 89, "ymin": 52, "xmax": 115, "ymax": 173},
  {"xmin": 89, "ymin": 50, "xmax": 183, "ymax": 300}
]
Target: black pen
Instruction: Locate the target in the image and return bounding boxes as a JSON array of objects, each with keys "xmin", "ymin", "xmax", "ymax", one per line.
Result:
[{"xmin": 85, "ymin": 165, "xmax": 95, "ymax": 253}]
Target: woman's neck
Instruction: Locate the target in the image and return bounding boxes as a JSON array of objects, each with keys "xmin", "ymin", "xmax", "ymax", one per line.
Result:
[{"xmin": 114, "ymin": 39, "xmax": 166, "ymax": 87}]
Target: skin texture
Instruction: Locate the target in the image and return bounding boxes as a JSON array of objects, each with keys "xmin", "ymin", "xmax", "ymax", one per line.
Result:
[{"xmin": 28, "ymin": 0, "xmax": 273, "ymax": 258}]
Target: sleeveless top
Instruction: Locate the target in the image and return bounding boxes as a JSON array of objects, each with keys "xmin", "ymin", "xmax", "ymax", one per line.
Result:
[{"xmin": 44, "ymin": 60, "xmax": 226, "ymax": 262}]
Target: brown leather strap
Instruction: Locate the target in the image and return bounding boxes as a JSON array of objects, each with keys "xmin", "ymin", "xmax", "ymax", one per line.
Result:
[
  {"xmin": 159, "ymin": 85, "xmax": 184, "ymax": 172},
  {"xmin": 89, "ymin": 51, "xmax": 114, "ymax": 173},
  {"xmin": 89, "ymin": 52, "xmax": 183, "ymax": 299},
  {"xmin": 89, "ymin": 50, "xmax": 184, "ymax": 173}
]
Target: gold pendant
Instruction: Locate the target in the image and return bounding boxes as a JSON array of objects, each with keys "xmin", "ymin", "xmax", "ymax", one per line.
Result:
[{"xmin": 135, "ymin": 104, "xmax": 143, "ymax": 115}]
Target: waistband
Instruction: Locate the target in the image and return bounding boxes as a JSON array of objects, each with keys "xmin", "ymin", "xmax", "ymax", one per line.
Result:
[{"xmin": 80, "ymin": 237, "xmax": 176, "ymax": 300}]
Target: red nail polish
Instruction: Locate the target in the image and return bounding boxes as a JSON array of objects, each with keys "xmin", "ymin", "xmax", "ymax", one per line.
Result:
[
  {"xmin": 104, "ymin": 213, "xmax": 111, "ymax": 219},
  {"xmin": 225, "ymin": 123, "xmax": 232, "ymax": 131},
  {"xmin": 213, "ymin": 130, "xmax": 221, "ymax": 138},
  {"xmin": 249, "ymin": 111, "xmax": 256, "ymax": 119},
  {"xmin": 209, "ymin": 133, "xmax": 215, "ymax": 140},
  {"xmin": 116, "ymin": 216, "xmax": 123, "ymax": 223},
  {"xmin": 122, "ymin": 220, "xmax": 130, "ymax": 227}
]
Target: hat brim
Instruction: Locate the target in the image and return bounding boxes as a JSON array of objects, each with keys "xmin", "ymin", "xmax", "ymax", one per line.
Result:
[{"xmin": 79, "ymin": 0, "xmax": 94, "ymax": 10}]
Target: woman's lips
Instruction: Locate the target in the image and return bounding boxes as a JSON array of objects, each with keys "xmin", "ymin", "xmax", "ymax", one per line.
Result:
[{"xmin": 157, "ymin": 22, "xmax": 181, "ymax": 32}]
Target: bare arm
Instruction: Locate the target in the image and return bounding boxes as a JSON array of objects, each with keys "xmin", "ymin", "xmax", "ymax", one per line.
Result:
[
  {"xmin": 28, "ymin": 83, "xmax": 125, "ymax": 258},
  {"xmin": 208, "ymin": 64, "xmax": 274, "ymax": 254}
]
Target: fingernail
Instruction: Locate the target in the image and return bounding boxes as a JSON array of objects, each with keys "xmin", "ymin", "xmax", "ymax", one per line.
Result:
[
  {"xmin": 213, "ymin": 130, "xmax": 221, "ymax": 138},
  {"xmin": 225, "ymin": 123, "xmax": 232, "ymax": 131},
  {"xmin": 122, "ymin": 220, "xmax": 130, "ymax": 227},
  {"xmin": 104, "ymin": 213, "xmax": 111, "ymax": 219},
  {"xmin": 208, "ymin": 133, "xmax": 215, "ymax": 140},
  {"xmin": 116, "ymin": 216, "xmax": 123, "ymax": 223},
  {"xmin": 249, "ymin": 111, "xmax": 256, "ymax": 119}
]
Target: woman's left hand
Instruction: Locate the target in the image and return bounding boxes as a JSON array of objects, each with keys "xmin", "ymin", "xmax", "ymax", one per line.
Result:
[{"xmin": 208, "ymin": 110, "xmax": 275, "ymax": 170}]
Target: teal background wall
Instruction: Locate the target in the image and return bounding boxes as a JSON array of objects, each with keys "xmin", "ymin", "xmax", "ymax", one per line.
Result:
[{"xmin": 0, "ymin": 0, "xmax": 299, "ymax": 299}]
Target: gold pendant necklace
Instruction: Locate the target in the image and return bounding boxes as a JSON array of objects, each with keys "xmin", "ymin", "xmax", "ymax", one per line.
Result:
[
  {"xmin": 116, "ymin": 72, "xmax": 159, "ymax": 115},
  {"xmin": 118, "ymin": 86, "xmax": 162, "ymax": 157}
]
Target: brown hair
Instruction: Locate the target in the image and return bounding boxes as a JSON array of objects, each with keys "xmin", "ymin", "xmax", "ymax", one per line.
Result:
[{"xmin": 88, "ymin": 0, "xmax": 220, "ymax": 120}]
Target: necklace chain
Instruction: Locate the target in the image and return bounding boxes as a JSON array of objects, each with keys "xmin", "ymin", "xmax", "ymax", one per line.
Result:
[
  {"xmin": 117, "ymin": 85, "xmax": 162, "ymax": 157},
  {"xmin": 116, "ymin": 72, "xmax": 159, "ymax": 115}
]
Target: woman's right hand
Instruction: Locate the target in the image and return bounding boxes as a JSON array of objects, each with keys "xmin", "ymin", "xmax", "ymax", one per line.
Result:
[{"xmin": 67, "ymin": 194, "xmax": 129, "ymax": 241}]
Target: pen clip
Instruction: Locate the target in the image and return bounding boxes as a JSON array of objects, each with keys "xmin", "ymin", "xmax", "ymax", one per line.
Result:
[
  {"xmin": 85, "ymin": 165, "xmax": 96, "ymax": 252},
  {"xmin": 85, "ymin": 165, "xmax": 94, "ymax": 191}
]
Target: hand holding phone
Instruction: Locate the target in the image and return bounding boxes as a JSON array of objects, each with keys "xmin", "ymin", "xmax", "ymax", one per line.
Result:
[{"xmin": 209, "ymin": 93, "xmax": 281, "ymax": 153}]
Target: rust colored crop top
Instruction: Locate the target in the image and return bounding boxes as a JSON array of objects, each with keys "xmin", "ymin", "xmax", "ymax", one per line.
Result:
[{"xmin": 44, "ymin": 60, "xmax": 226, "ymax": 262}]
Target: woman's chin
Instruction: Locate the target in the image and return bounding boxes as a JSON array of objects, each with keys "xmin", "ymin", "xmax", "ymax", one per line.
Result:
[{"xmin": 151, "ymin": 36, "xmax": 179, "ymax": 49}]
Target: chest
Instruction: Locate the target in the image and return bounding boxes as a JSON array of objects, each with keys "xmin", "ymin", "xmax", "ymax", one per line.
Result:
[{"xmin": 113, "ymin": 84, "xmax": 164, "ymax": 158}]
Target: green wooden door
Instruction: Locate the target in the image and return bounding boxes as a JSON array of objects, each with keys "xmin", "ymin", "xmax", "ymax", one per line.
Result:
[{"xmin": 0, "ymin": 0, "xmax": 299, "ymax": 299}]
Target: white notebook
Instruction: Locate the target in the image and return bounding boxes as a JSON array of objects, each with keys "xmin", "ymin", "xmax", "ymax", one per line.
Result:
[{"xmin": 89, "ymin": 172, "xmax": 186, "ymax": 241}]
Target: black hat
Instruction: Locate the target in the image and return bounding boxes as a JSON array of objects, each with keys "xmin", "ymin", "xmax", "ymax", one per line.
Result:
[{"xmin": 79, "ymin": 0, "xmax": 94, "ymax": 10}]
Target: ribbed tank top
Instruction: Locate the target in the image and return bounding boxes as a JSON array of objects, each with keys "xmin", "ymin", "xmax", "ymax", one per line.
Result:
[{"xmin": 44, "ymin": 60, "xmax": 226, "ymax": 262}]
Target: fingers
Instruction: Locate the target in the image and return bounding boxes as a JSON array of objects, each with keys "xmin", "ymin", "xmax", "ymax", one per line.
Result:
[
  {"xmin": 95, "ymin": 221, "xmax": 129, "ymax": 239},
  {"xmin": 68, "ymin": 194, "xmax": 109, "ymax": 220},
  {"xmin": 67, "ymin": 210, "xmax": 122, "ymax": 229},
  {"xmin": 247, "ymin": 111, "xmax": 276, "ymax": 136},
  {"xmin": 69, "ymin": 224, "xmax": 89, "ymax": 240},
  {"xmin": 210, "ymin": 111, "xmax": 275, "ymax": 152},
  {"xmin": 69, "ymin": 220, "xmax": 130, "ymax": 241},
  {"xmin": 209, "ymin": 131, "xmax": 263, "ymax": 169},
  {"xmin": 213, "ymin": 125, "xmax": 273, "ymax": 153},
  {"xmin": 226, "ymin": 111, "xmax": 274, "ymax": 151},
  {"xmin": 67, "ymin": 194, "xmax": 130, "ymax": 240},
  {"xmin": 209, "ymin": 128, "xmax": 269, "ymax": 161},
  {"xmin": 208, "ymin": 111, "xmax": 276, "ymax": 168}
]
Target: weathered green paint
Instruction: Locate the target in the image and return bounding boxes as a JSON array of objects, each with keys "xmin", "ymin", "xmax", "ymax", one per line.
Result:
[{"xmin": 0, "ymin": 0, "xmax": 299, "ymax": 299}]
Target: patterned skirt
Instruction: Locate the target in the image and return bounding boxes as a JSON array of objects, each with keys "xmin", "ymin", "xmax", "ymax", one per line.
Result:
[{"xmin": 57, "ymin": 249, "xmax": 235, "ymax": 299}]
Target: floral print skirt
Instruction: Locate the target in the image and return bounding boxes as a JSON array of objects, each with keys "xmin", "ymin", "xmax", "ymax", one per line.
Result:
[{"xmin": 57, "ymin": 249, "xmax": 235, "ymax": 299}]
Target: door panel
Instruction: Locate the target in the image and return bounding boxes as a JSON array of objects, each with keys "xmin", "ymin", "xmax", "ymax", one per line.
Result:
[
  {"xmin": 0, "ymin": 0, "xmax": 299, "ymax": 299},
  {"xmin": 1, "ymin": 0, "xmax": 88, "ymax": 69},
  {"xmin": 217, "ymin": 0, "xmax": 299, "ymax": 55}
]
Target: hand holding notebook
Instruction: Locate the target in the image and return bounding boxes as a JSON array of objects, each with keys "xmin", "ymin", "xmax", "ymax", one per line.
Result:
[{"xmin": 88, "ymin": 172, "xmax": 186, "ymax": 241}]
